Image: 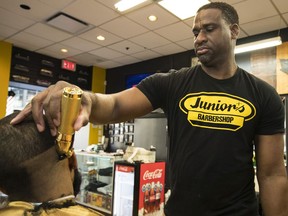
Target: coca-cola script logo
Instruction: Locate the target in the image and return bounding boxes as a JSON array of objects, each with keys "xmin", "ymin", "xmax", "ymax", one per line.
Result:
[{"xmin": 143, "ymin": 169, "xmax": 163, "ymax": 180}]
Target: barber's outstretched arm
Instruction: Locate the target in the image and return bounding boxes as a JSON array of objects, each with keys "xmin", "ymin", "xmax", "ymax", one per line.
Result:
[
  {"xmin": 255, "ymin": 134, "xmax": 288, "ymax": 216},
  {"xmin": 10, "ymin": 81, "xmax": 154, "ymax": 135}
]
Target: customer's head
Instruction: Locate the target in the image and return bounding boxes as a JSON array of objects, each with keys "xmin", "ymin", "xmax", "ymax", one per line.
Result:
[
  {"xmin": 193, "ymin": 2, "xmax": 240, "ymax": 66},
  {"xmin": 197, "ymin": 2, "xmax": 239, "ymax": 25},
  {"xmin": 0, "ymin": 112, "xmax": 81, "ymax": 202}
]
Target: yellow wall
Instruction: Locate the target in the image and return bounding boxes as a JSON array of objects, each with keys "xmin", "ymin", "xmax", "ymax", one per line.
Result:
[
  {"xmin": 276, "ymin": 42, "xmax": 288, "ymax": 94},
  {"xmin": 89, "ymin": 66, "xmax": 106, "ymax": 144},
  {"xmin": 0, "ymin": 41, "xmax": 12, "ymax": 118}
]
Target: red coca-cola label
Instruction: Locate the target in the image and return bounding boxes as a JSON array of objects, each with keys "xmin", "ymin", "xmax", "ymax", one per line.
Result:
[
  {"xmin": 143, "ymin": 169, "xmax": 163, "ymax": 180},
  {"xmin": 116, "ymin": 165, "xmax": 134, "ymax": 173}
]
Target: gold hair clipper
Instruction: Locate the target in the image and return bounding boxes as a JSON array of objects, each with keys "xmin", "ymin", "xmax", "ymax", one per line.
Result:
[{"xmin": 56, "ymin": 87, "xmax": 83, "ymax": 159}]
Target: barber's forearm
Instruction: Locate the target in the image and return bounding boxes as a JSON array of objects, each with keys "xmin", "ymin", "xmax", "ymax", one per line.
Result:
[
  {"xmin": 88, "ymin": 93, "xmax": 117, "ymax": 124},
  {"xmin": 258, "ymin": 175, "xmax": 288, "ymax": 216},
  {"xmin": 88, "ymin": 88, "xmax": 153, "ymax": 125}
]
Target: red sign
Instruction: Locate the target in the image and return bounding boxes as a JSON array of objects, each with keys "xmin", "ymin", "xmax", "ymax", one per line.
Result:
[
  {"xmin": 116, "ymin": 164, "xmax": 135, "ymax": 173},
  {"xmin": 61, "ymin": 59, "xmax": 76, "ymax": 71},
  {"xmin": 138, "ymin": 162, "xmax": 165, "ymax": 216}
]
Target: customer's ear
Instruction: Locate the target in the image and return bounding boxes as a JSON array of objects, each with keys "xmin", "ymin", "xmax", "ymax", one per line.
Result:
[{"xmin": 230, "ymin": 23, "xmax": 240, "ymax": 39}]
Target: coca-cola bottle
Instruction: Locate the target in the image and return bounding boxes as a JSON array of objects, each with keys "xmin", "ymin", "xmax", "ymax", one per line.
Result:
[
  {"xmin": 149, "ymin": 182, "xmax": 156, "ymax": 213},
  {"xmin": 143, "ymin": 183, "xmax": 150, "ymax": 215},
  {"xmin": 155, "ymin": 181, "xmax": 161, "ymax": 211}
]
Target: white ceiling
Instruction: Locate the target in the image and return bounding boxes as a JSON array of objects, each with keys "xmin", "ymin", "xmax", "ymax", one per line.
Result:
[{"xmin": 0, "ymin": 0, "xmax": 287, "ymax": 69}]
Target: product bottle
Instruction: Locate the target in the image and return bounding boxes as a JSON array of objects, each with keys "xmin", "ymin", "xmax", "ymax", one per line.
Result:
[
  {"xmin": 149, "ymin": 182, "xmax": 156, "ymax": 213},
  {"xmin": 143, "ymin": 183, "xmax": 150, "ymax": 215},
  {"xmin": 155, "ymin": 181, "xmax": 161, "ymax": 211}
]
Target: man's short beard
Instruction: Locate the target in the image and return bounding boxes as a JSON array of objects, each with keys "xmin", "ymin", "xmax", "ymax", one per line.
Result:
[
  {"xmin": 73, "ymin": 169, "xmax": 82, "ymax": 196},
  {"xmin": 197, "ymin": 54, "xmax": 211, "ymax": 65}
]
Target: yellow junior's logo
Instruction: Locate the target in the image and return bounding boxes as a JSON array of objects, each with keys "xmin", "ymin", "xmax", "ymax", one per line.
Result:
[{"xmin": 179, "ymin": 92, "xmax": 256, "ymax": 131}]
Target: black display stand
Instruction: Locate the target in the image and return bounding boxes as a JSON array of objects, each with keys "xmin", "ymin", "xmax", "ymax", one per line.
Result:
[{"xmin": 10, "ymin": 46, "xmax": 92, "ymax": 90}]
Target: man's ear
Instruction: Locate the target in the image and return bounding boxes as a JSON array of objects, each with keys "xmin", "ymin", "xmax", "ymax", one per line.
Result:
[
  {"xmin": 230, "ymin": 23, "xmax": 240, "ymax": 39},
  {"xmin": 68, "ymin": 152, "xmax": 78, "ymax": 170}
]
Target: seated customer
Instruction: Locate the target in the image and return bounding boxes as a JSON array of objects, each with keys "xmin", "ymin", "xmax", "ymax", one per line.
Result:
[{"xmin": 0, "ymin": 112, "xmax": 103, "ymax": 216}]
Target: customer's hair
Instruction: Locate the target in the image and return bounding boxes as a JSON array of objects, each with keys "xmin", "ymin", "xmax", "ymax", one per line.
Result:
[
  {"xmin": 197, "ymin": 2, "xmax": 239, "ymax": 25},
  {"xmin": 0, "ymin": 112, "xmax": 54, "ymax": 191}
]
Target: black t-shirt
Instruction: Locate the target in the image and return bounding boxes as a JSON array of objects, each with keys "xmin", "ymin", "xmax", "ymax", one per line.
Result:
[{"xmin": 137, "ymin": 65, "xmax": 284, "ymax": 216}]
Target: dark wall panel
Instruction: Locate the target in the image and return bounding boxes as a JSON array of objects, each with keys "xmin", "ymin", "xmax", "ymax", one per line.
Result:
[
  {"xmin": 10, "ymin": 47, "xmax": 93, "ymax": 90},
  {"xmin": 106, "ymin": 50, "xmax": 195, "ymax": 93}
]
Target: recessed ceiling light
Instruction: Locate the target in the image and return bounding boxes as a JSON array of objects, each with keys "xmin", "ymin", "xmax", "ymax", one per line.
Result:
[
  {"xmin": 61, "ymin": 48, "xmax": 68, "ymax": 53},
  {"xmin": 158, "ymin": 0, "xmax": 209, "ymax": 20},
  {"xmin": 148, "ymin": 15, "xmax": 158, "ymax": 22},
  {"xmin": 97, "ymin": 35, "xmax": 105, "ymax": 41},
  {"xmin": 20, "ymin": 4, "xmax": 31, "ymax": 10}
]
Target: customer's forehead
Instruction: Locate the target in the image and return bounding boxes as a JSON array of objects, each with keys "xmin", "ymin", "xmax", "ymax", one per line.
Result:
[{"xmin": 193, "ymin": 8, "xmax": 223, "ymax": 27}]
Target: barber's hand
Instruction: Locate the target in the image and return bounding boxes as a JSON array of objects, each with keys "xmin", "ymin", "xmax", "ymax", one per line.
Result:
[{"xmin": 10, "ymin": 81, "xmax": 91, "ymax": 136}]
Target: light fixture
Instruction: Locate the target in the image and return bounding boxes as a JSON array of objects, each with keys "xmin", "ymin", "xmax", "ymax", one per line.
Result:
[
  {"xmin": 148, "ymin": 15, "xmax": 158, "ymax": 22},
  {"xmin": 235, "ymin": 36, "xmax": 282, "ymax": 54},
  {"xmin": 158, "ymin": 0, "xmax": 209, "ymax": 20},
  {"xmin": 97, "ymin": 35, "xmax": 105, "ymax": 41},
  {"xmin": 20, "ymin": 4, "xmax": 31, "ymax": 10},
  {"xmin": 61, "ymin": 48, "xmax": 68, "ymax": 53},
  {"xmin": 115, "ymin": 0, "xmax": 147, "ymax": 12}
]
